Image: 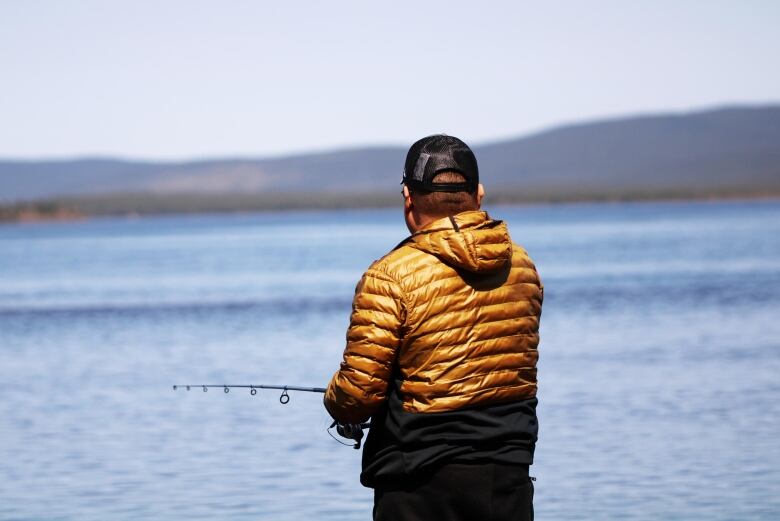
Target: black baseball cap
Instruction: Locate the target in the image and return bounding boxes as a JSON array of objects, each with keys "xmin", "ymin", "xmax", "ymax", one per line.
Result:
[{"xmin": 402, "ymin": 134, "xmax": 479, "ymax": 193}]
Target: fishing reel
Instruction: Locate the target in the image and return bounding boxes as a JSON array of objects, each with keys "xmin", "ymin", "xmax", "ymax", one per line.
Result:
[{"xmin": 328, "ymin": 420, "xmax": 369, "ymax": 450}]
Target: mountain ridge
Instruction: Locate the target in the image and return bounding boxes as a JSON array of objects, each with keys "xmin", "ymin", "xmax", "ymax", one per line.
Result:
[{"xmin": 1, "ymin": 105, "xmax": 779, "ymax": 204}]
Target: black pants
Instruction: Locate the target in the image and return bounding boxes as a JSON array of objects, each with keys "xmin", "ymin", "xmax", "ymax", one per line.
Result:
[{"xmin": 373, "ymin": 462, "xmax": 534, "ymax": 521}]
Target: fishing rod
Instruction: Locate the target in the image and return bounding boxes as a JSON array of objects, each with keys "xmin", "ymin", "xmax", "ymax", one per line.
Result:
[
  {"xmin": 172, "ymin": 383, "xmax": 369, "ymax": 449},
  {"xmin": 173, "ymin": 384, "xmax": 326, "ymax": 404}
]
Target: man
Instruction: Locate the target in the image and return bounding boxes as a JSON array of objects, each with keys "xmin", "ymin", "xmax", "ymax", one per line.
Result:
[{"xmin": 325, "ymin": 135, "xmax": 543, "ymax": 521}]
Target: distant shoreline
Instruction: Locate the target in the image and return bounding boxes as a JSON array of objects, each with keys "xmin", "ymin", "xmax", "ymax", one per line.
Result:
[{"xmin": 2, "ymin": 189, "xmax": 779, "ymax": 223}]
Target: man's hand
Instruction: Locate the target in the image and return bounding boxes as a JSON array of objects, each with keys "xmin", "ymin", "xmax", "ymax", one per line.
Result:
[{"xmin": 330, "ymin": 420, "xmax": 368, "ymax": 449}]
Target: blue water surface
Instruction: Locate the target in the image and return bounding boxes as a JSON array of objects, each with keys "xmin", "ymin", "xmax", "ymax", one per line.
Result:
[{"xmin": 1, "ymin": 200, "xmax": 779, "ymax": 520}]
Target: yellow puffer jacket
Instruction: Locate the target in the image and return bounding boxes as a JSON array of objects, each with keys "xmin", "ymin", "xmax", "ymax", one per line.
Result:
[{"xmin": 325, "ymin": 210, "xmax": 543, "ymax": 424}]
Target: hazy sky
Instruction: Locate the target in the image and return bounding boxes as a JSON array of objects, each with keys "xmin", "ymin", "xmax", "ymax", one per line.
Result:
[{"xmin": 1, "ymin": 1, "xmax": 778, "ymax": 159}]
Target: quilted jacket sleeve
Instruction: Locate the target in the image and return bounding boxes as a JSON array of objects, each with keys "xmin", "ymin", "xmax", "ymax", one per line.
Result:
[{"xmin": 324, "ymin": 267, "xmax": 405, "ymax": 424}]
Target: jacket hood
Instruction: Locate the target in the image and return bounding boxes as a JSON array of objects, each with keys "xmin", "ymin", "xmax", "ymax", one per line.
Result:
[{"xmin": 409, "ymin": 211, "xmax": 512, "ymax": 273}]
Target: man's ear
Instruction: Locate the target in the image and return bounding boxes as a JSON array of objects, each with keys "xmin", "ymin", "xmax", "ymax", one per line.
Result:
[
  {"xmin": 403, "ymin": 185, "xmax": 413, "ymax": 211},
  {"xmin": 476, "ymin": 183, "xmax": 485, "ymax": 208}
]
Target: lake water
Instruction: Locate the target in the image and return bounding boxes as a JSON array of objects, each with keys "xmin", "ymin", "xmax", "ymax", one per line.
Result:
[{"xmin": 1, "ymin": 200, "xmax": 779, "ymax": 520}]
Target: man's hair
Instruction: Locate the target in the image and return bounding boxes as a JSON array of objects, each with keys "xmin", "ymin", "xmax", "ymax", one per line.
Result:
[{"xmin": 409, "ymin": 171, "xmax": 479, "ymax": 217}]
